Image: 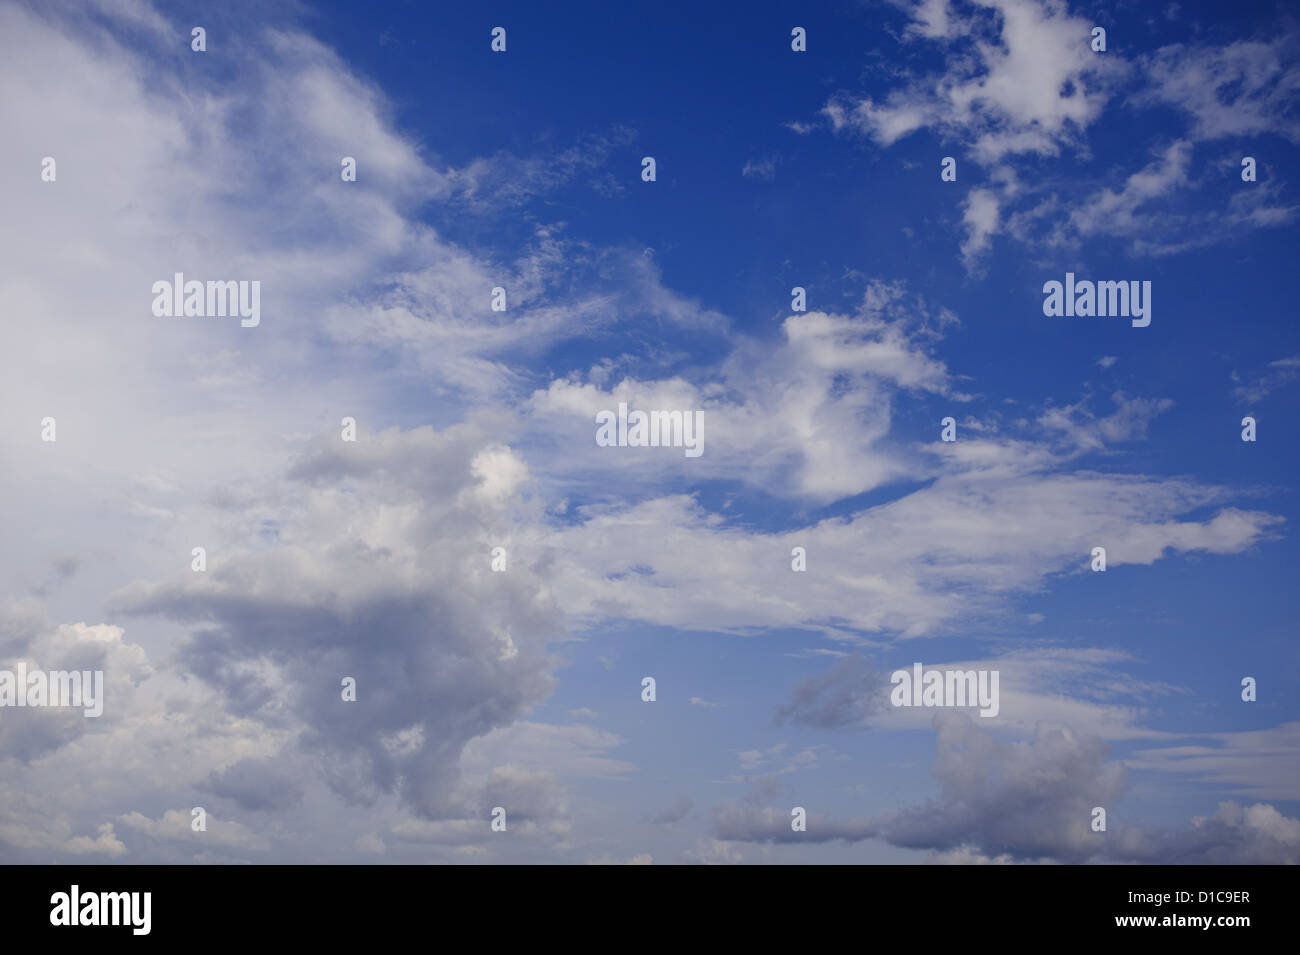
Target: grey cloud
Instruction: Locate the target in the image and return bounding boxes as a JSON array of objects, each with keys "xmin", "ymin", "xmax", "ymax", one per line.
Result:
[
  {"xmin": 711, "ymin": 803, "xmax": 876, "ymax": 845},
  {"xmin": 1113, "ymin": 802, "xmax": 1300, "ymax": 865},
  {"xmin": 110, "ymin": 427, "xmax": 563, "ymax": 821},
  {"xmin": 648, "ymin": 795, "xmax": 694, "ymax": 826},
  {"xmin": 861, "ymin": 712, "xmax": 1299, "ymax": 864},
  {"xmin": 872, "ymin": 712, "xmax": 1126, "ymax": 862},
  {"xmin": 774, "ymin": 655, "xmax": 888, "ymax": 729},
  {"xmin": 481, "ymin": 766, "xmax": 568, "ymax": 823},
  {"xmin": 203, "ymin": 756, "xmax": 305, "ymax": 812},
  {"xmin": 0, "ymin": 605, "xmax": 152, "ymax": 764},
  {"xmin": 51, "ymin": 556, "xmax": 80, "ymax": 579}
]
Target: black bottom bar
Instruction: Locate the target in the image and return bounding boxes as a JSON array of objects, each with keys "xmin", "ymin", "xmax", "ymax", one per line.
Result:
[{"xmin": 3, "ymin": 864, "xmax": 1284, "ymax": 942}]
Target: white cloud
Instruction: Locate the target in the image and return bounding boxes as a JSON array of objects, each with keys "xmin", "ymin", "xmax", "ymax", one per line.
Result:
[
  {"xmin": 1136, "ymin": 37, "xmax": 1300, "ymax": 143},
  {"xmin": 529, "ymin": 281, "xmax": 959, "ymax": 503},
  {"xmin": 1233, "ymin": 355, "xmax": 1300, "ymax": 403},
  {"xmin": 1037, "ymin": 391, "xmax": 1174, "ymax": 452},
  {"xmin": 540, "ymin": 466, "xmax": 1279, "ymax": 640},
  {"xmin": 118, "ymin": 810, "xmax": 270, "ymax": 851},
  {"xmin": 1060, "ymin": 140, "xmax": 1193, "ymax": 241},
  {"xmin": 825, "ymin": 0, "xmax": 1125, "ymax": 162},
  {"xmin": 1126, "ymin": 723, "xmax": 1300, "ymax": 801},
  {"xmin": 818, "ymin": 5, "xmax": 1296, "ymax": 264},
  {"xmin": 960, "ymin": 188, "xmax": 1001, "ymax": 269}
]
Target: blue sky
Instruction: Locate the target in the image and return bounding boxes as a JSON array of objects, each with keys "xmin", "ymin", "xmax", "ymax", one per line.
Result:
[{"xmin": 0, "ymin": 0, "xmax": 1297, "ymax": 863}]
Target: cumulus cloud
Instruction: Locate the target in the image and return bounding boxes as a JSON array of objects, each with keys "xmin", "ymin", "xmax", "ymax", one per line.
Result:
[
  {"xmin": 110, "ymin": 427, "xmax": 563, "ymax": 820},
  {"xmin": 530, "ymin": 280, "xmax": 959, "ymax": 503},
  {"xmin": 0, "ymin": 791, "xmax": 126, "ymax": 858},
  {"xmin": 825, "ymin": 0, "xmax": 1125, "ymax": 162},
  {"xmin": 118, "ymin": 810, "xmax": 271, "ymax": 852},
  {"xmin": 202, "ymin": 757, "xmax": 306, "ymax": 812},
  {"xmin": 65, "ymin": 823, "xmax": 129, "ymax": 857},
  {"xmin": 818, "ymin": 3, "xmax": 1297, "ymax": 263},
  {"xmin": 0, "ymin": 1, "xmax": 646, "ymax": 861},
  {"xmin": 872, "ymin": 712, "xmax": 1126, "ymax": 860},
  {"xmin": 716, "ymin": 712, "xmax": 1300, "ymax": 863},
  {"xmin": 1114, "ymin": 801, "xmax": 1300, "ymax": 865},
  {"xmin": 0, "ymin": 603, "xmax": 151, "ymax": 762}
]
